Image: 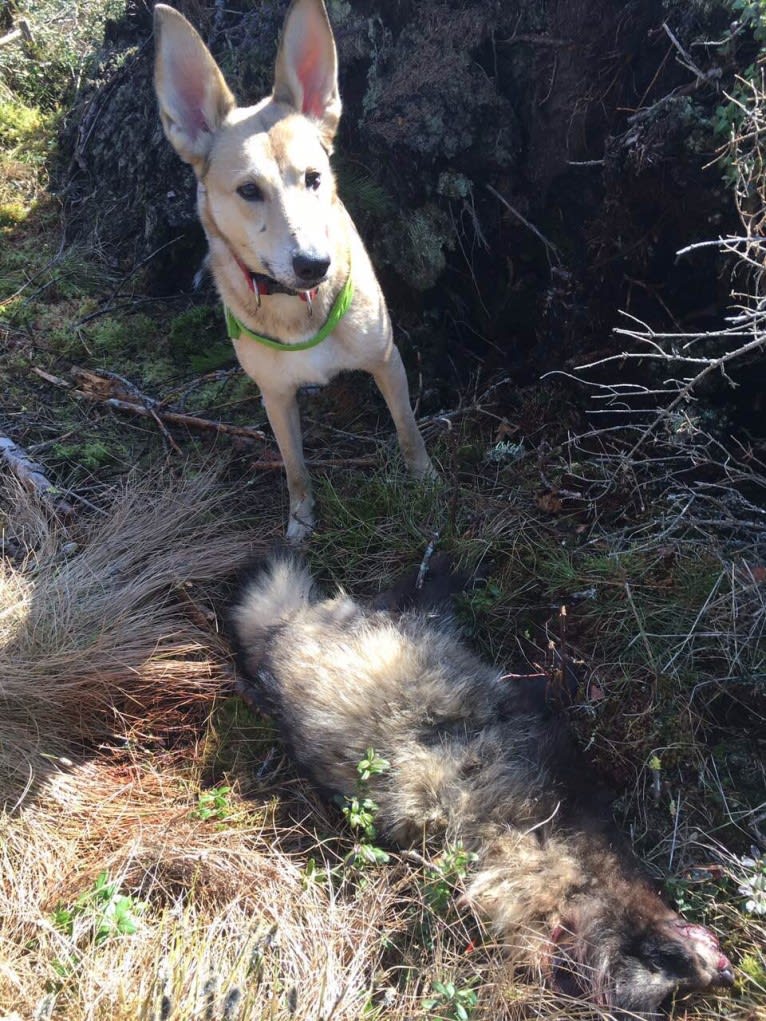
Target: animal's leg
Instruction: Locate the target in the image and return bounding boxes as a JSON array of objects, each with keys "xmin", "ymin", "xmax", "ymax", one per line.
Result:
[
  {"xmin": 261, "ymin": 389, "xmax": 315, "ymax": 542},
  {"xmin": 371, "ymin": 347, "xmax": 434, "ymax": 477}
]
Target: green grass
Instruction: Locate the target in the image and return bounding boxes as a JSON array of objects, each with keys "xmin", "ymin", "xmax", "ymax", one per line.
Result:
[{"xmin": 310, "ymin": 465, "xmax": 451, "ymax": 589}]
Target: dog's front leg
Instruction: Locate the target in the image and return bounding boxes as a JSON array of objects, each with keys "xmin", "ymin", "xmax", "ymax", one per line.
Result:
[
  {"xmin": 261, "ymin": 389, "xmax": 315, "ymax": 543},
  {"xmin": 372, "ymin": 348, "xmax": 435, "ymax": 478}
]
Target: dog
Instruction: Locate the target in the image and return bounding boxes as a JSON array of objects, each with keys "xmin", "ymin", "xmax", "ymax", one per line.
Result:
[
  {"xmin": 153, "ymin": 0, "xmax": 434, "ymax": 541},
  {"xmin": 230, "ymin": 556, "xmax": 735, "ymax": 1019}
]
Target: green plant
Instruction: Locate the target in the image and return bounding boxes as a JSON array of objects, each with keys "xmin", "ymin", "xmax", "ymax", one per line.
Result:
[
  {"xmin": 423, "ymin": 845, "xmax": 477, "ymax": 915},
  {"xmin": 52, "ymin": 871, "xmax": 146, "ymax": 944},
  {"xmin": 340, "ymin": 748, "xmax": 391, "ymax": 868},
  {"xmin": 731, "ymin": 0, "xmax": 766, "ymax": 44},
  {"xmin": 423, "ymin": 978, "xmax": 478, "ymax": 1020},
  {"xmin": 312, "ymin": 467, "xmax": 447, "ymax": 585},
  {"xmin": 0, "ymin": 0, "xmax": 125, "ymax": 111},
  {"xmin": 168, "ymin": 305, "xmax": 234, "ymax": 372},
  {"xmin": 739, "ymin": 951, "xmax": 766, "ymax": 987},
  {"xmin": 193, "ymin": 785, "xmax": 233, "ymax": 822},
  {"xmin": 738, "ymin": 850, "xmax": 766, "ymax": 916},
  {"xmin": 302, "ymin": 857, "xmax": 329, "ymax": 888},
  {"xmin": 455, "ymin": 580, "xmax": 504, "ymax": 638},
  {"xmin": 710, "ymin": 0, "xmax": 766, "ymax": 178},
  {"xmin": 664, "ymin": 871, "xmax": 727, "ymax": 924},
  {"xmin": 52, "ymin": 440, "xmax": 115, "ymax": 472},
  {"xmin": 356, "ymin": 748, "xmax": 390, "ymax": 783}
]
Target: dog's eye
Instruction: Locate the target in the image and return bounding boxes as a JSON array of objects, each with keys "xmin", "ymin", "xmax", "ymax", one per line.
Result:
[
  {"xmin": 237, "ymin": 182, "xmax": 264, "ymax": 202},
  {"xmin": 305, "ymin": 171, "xmax": 321, "ymax": 191}
]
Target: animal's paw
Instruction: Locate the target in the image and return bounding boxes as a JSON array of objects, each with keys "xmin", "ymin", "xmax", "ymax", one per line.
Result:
[
  {"xmin": 286, "ymin": 505, "xmax": 315, "ymax": 544},
  {"xmin": 409, "ymin": 453, "xmax": 438, "ymax": 481}
]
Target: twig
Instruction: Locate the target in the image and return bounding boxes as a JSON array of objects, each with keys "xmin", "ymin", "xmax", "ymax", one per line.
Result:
[
  {"xmin": 676, "ymin": 236, "xmax": 761, "ymax": 258},
  {"xmin": 661, "ymin": 22, "xmax": 711, "ymax": 85},
  {"xmin": 149, "ymin": 407, "xmax": 184, "ymax": 454},
  {"xmin": 485, "ymin": 185, "xmax": 562, "ymax": 266},
  {"xmin": 496, "ymin": 32, "xmax": 574, "ymax": 47},
  {"xmin": 415, "ymin": 530, "xmax": 441, "ymax": 591},
  {"xmin": 73, "ymin": 294, "xmax": 187, "ymax": 327},
  {"xmin": 99, "ymin": 235, "xmax": 185, "ymax": 307},
  {"xmin": 623, "ymin": 331, "xmax": 766, "ymax": 459},
  {"xmin": 32, "ymin": 366, "xmax": 72, "ymax": 388},
  {"xmin": 668, "ymin": 791, "xmax": 682, "ymax": 871}
]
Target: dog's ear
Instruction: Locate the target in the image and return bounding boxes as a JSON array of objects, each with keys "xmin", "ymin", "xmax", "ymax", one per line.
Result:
[
  {"xmin": 153, "ymin": 4, "xmax": 235, "ymax": 170},
  {"xmin": 273, "ymin": 0, "xmax": 341, "ymax": 149}
]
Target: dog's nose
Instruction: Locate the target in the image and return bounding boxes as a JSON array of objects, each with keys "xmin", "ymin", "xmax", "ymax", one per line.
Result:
[{"xmin": 293, "ymin": 253, "xmax": 330, "ymax": 283}]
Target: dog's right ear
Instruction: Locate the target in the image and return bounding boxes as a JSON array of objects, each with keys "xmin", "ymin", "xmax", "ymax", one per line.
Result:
[{"xmin": 153, "ymin": 4, "xmax": 234, "ymax": 170}]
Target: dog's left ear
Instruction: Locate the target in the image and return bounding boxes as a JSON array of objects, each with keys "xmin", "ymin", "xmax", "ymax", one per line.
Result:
[{"xmin": 273, "ymin": 0, "xmax": 341, "ymax": 149}]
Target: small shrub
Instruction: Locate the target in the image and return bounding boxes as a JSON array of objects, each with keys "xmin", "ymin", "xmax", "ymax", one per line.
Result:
[
  {"xmin": 738, "ymin": 850, "xmax": 766, "ymax": 917},
  {"xmin": 423, "ymin": 845, "xmax": 477, "ymax": 915},
  {"xmin": 52, "ymin": 871, "xmax": 146, "ymax": 944},
  {"xmin": 339, "ymin": 748, "xmax": 391, "ymax": 869},
  {"xmin": 193, "ymin": 785, "xmax": 233, "ymax": 822},
  {"xmin": 423, "ymin": 978, "xmax": 478, "ymax": 1020}
]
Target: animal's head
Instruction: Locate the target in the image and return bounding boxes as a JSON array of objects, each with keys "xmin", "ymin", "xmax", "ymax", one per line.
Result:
[
  {"xmin": 553, "ymin": 896, "xmax": 734, "ymax": 1018},
  {"xmin": 154, "ymin": 0, "xmax": 341, "ymax": 291}
]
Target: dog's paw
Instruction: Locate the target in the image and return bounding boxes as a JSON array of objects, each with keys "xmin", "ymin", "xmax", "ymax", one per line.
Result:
[
  {"xmin": 411, "ymin": 455, "xmax": 438, "ymax": 481},
  {"xmin": 286, "ymin": 507, "xmax": 315, "ymax": 544}
]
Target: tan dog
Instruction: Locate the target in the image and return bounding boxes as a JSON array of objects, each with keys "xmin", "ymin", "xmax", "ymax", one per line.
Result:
[{"xmin": 153, "ymin": 0, "xmax": 433, "ymax": 541}]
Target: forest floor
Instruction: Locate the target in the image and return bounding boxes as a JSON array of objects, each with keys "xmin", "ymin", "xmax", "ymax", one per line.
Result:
[{"xmin": 1, "ymin": 2, "xmax": 765, "ymax": 1019}]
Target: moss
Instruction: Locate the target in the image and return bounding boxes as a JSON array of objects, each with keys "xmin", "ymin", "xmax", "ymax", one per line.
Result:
[
  {"xmin": 89, "ymin": 314, "xmax": 153, "ymax": 357},
  {"xmin": 167, "ymin": 305, "xmax": 234, "ymax": 372},
  {"xmin": 0, "ymin": 99, "xmax": 47, "ymax": 148},
  {"xmin": 0, "ymin": 201, "xmax": 31, "ymax": 227},
  {"xmin": 381, "ymin": 204, "xmax": 454, "ymax": 290},
  {"xmin": 200, "ymin": 696, "xmax": 278, "ymax": 786},
  {"xmin": 739, "ymin": 951, "xmax": 766, "ymax": 987},
  {"xmin": 327, "ymin": 0, "xmax": 352, "ymax": 23},
  {"xmin": 0, "ymin": 99, "xmax": 57, "ymax": 208},
  {"xmin": 51, "ymin": 440, "xmax": 119, "ymax": 472},
  {"xmin": 437, "ymin": 171, "xmax": 473, "ymax": 201}
]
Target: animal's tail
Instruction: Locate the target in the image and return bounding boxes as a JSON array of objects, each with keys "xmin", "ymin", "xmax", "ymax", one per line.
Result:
[{"xmin": 229, "ymin": 556, "xmax": 316, "ymax": 678}]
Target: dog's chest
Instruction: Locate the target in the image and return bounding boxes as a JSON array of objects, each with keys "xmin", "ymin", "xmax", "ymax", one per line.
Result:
[{"xmin": 232, "ymin": 331, "xmax": 352, "ymax": 392}]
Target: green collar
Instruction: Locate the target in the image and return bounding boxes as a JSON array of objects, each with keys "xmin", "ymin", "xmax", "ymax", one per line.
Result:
[{"xmin": 225, "ymin": 274, "xmax": 354, "ymax": 352}]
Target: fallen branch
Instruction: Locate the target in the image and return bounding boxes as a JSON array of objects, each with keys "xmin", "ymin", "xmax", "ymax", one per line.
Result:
[
  {"xmin": 73, "ymin": 391, "xmax": 269, "ymax": 443},
  {"xmin": 36, "ymin": 365, "xmax": 269, "ymax": 444},
  {"xmin": 0, "ymin": 19, "xmax": 32, "ymax": 48},
  {"xmin": 0, "ymin": 435, "xmax": 74, "ymax": 516}
]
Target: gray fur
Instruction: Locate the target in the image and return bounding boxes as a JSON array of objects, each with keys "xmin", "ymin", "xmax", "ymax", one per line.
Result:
[{"xmin": 230, "ymin": 557, "xmax": 734, "ymax": 1018}]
